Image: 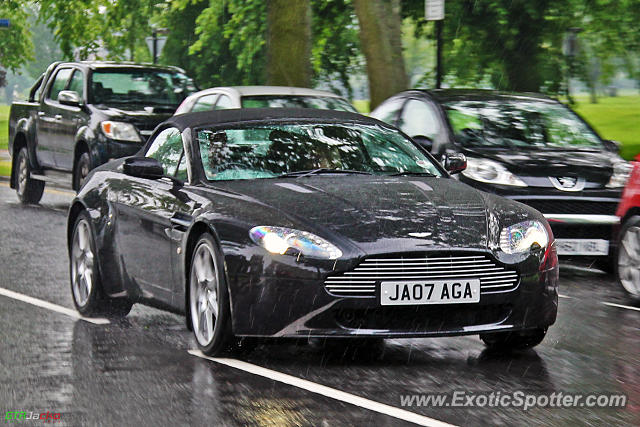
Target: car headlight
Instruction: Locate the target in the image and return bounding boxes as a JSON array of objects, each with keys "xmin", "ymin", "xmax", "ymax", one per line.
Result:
[
  {"xmin": 500, "ymin": 220, "xmax": 549, "ymax": 254},
  {"xmin": 101, "ymin": 121, "xmax": 142, "ymax": 142},
  {"xmin": 249, "ymin": 226, "xmax": 342, "ymax": 259},
  {"xmin": 606, "ymin": 161, "xmax": 632, "ymax": 188},
  {"xmin": 462, "ymin": 157, "xmax": 527, "ymax": 187}
]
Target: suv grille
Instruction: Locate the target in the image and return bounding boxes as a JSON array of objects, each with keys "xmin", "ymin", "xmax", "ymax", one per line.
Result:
[{"xmin": 325, "ymin": 254, "xmax": 519, "ymax": 297}]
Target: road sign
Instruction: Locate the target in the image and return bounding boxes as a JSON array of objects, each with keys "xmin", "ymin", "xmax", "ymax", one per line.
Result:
[
  {"xmin": 0, "ymin": 19, "xmax": 10, "ymax": 28},
  {"xmin": 425, "ymin": 0, "xmax": 444, "ymax": 21}
]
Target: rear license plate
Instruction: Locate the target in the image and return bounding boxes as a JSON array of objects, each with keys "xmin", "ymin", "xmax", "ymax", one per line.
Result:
[
  {"xmin": 380, "ymin": 280, "xmax": 480, "ymax": 306},
  {"xmin": 555, "ymin": 239, "xmax": 609, "ymax": 256}
]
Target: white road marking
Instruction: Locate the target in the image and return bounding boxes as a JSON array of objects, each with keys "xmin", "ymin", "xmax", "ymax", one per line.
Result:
[
  {"xmin": 0, "ymin": 286, "xmax": 110, "ymax": 325},
  {"xmin": 602, "ymin": 301, "xmax": 640, "ymax": 312},
  {"xmin": 188, "ymin": 350, "xmax": 456, "ymax": 427},
  {"xmin": 558, "ymin": 294, "xmax": 572, "ymax": 299}
]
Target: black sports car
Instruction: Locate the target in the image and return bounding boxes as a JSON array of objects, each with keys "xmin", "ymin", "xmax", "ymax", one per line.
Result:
[
  {"xmin": 67, "ymin": 109, "xmax": 558, "ymax": 355},
  {"xmin": 371, "ymin": 89, "xmax": 630, "ymax": 267}
]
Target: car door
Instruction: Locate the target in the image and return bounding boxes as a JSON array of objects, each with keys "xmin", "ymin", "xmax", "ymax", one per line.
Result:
[
  {"xmin": 54, "ymin": 68, "xmax": 88, "ymax": 170},
  {"xmin": 37, "ymin": 67, "xmax": 73, "ymax": 168},
  {"xmin": 115, "ymin": 127, "xmax": 192, "ymax": 304}
]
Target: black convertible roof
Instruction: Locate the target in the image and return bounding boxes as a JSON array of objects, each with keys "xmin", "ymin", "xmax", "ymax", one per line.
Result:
[{"xmin": 164, "ymin": 108, "xmax": 386, "ymax": 131}]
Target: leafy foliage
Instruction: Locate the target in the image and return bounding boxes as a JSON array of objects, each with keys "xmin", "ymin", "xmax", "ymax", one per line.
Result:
[{"xmin": 0, "ymin": 0, "xmax": 34, "ymax": 75}]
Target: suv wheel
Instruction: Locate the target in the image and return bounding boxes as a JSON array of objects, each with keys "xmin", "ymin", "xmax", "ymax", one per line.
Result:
[{"xmin": 15, "ymin": 147, "xmax": 45, "ymax": 204}]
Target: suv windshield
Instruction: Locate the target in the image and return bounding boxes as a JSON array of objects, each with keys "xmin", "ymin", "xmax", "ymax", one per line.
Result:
[
  {"xmin": 444, "ymin": 99, "xmax": 603, "ymax": 150},
  {"xmin": 91, "ymin": 68, "xmax": 196, "ymax": 107},
  {"xmin": 196, "ymin": 123, "xmax": 442, "ymax": 181},
  {"xmin": 241, "ymin": 95, "xmax": 357, "ymax": 112}
]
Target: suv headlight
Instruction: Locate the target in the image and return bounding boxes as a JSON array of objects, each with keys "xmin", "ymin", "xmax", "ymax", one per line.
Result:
[
  {"xmin": 500, "ymin": 220, "xmax": 549, "ymax": 254},
  {"xmin": 101, "ymin": 121, "xmax": 142, "ymax": 142},
  {"xmin": 462, "ymin": 157, "xmax": 527, "ymax": 187},
  {"xmin": 249, "ymin": 226, "xmax": 342, "ymax": 259},
  {"xmin": 606, "ymin": 161, "xmax": 632, "ymax": 188}
]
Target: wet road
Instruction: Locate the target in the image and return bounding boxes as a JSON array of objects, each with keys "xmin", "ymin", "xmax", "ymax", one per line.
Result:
[{"xmin": 1, "ymin": 181, "xmax": 639, "ymax": 426}]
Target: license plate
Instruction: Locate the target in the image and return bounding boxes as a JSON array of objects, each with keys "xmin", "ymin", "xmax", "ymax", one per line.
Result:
[
  {"xmin": 380, "ymin": 280, "xmax": 481, "ymax": 306},
  {"xmin": 555, "ymin": 239, "xmax": 609, "ymax": 256}
]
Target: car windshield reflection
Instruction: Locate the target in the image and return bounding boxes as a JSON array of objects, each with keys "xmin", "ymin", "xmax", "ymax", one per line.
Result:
[
  {"xmin": 444, "ymin": 100, "xmax": 603, "ymax": 150},
  {"xmin": 195, "ymin": 123, "xmax": 443, "ymax": 181}
]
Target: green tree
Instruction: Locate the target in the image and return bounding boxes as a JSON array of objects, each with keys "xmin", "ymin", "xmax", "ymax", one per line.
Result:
[
  {"xmin": 0, "ymin": 0, "xmax": 34, "ymax": 81},
  {"xmin": 353, "ymin": 0, "xmax": 408, "ymax": 108},
  {"xmin": 266, "ymin": 0, "xmax": 312, "ymax": 86}
]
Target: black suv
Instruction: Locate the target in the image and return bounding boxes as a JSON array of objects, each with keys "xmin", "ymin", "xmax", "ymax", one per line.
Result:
[{"xmin": 8, "ymin": 61, "xmax": 196, "ymax": 200}]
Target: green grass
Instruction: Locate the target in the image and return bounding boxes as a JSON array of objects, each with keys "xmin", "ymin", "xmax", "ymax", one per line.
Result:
[
  {"xmin": 0, "ymin": 105, "xmax": 9, "ymax": 151},
  {"xmin": 352, "ymin": 99, "xmax": 370, "ymax": 114},
  {"xmin": 0, "ymin": 160, "xmax": 11, "ymax": 178},
  {"xmin": 572, "ymin": 95, "xmax": 640, "ymax": 160}
]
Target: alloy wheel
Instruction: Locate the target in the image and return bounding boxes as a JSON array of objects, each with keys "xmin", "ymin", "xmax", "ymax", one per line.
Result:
[
  {"xmin": 17, "ymin": 154, "xmax": 27, "ymax": 196},
  {"xmin": 618, "ymin": 225, "xmax": 640, "ymax": 296},
  {"xmin": 71, "ymin": 219, "xmax": 95, "ymax": 307},
  {"xmin": 190, "ymin": 242, "xmax": 220, "ymax": 346}
]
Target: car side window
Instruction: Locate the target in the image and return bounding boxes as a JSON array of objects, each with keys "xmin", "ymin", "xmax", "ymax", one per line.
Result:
[
  {"xmin": 370, "ymin": 98, "xmax": 404, "ymax": 125},
  {"xmin": 48, "ymin": 68, "xmax": 73, "ymax": 102},
  {"xmin": 146, "ymin": 127, "xmax": 185, "ymax": 178},
  {"xmin": 397, "ymin": 99, "xmax": 442, "ymax": 140},
  {"xmin": 191, "ymin": 94, "xmax": 218, "ymax": 112},
  {"xmin": 214, "ymin": 94, "xmax": 233, "ymax": 110},
  {"xmin": 67, "ymin": 70, "xmax": 85, "ymax": 100}
]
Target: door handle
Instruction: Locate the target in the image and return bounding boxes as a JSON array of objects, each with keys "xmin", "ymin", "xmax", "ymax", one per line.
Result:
[{"xmin": 54, "ymin": 115, "xmax": 62, "ymax": 120}]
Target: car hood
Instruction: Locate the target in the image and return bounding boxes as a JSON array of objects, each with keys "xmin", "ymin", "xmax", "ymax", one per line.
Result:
[
  {"xmin": 93, "ymin": 104, "xmax": 175, "ymax": 128},
  {"xmin": 215, "ymin": 176, "xmax": 499, "ymax": 254},
  {"xmin": 464, "ymin": 148, "xmax": 618, "ymax": 184}
]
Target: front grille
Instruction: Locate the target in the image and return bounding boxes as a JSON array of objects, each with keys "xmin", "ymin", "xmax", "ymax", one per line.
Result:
[
  {"xmin": 520, "ymin": 200, "xmax": 617, "ymax": 216},
  {"xmin": 333, "ymin": 305, "xmax": 512, "ymax": 330},
  {"xmin": 325, "ymin": 254, "xmax": 519, "ymax": 297}
]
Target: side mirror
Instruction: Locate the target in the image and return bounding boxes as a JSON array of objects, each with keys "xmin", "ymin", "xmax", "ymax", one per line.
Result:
[
  {"xmin": 603, "ymin": 139, "xmax": 621, "ymax": 154},
  {"xmin": 444, "ymin": 153, "xmax": 467, "ymax": 174},
  {"xmin": 58, "ymin": 90, "xmax": 82, "ymax": 107},
  {"xmin": 122, "ymin": 157, "xmax": 164, "ymax": 180},
  {"xmin": 412, "ymin": 135, "xmax": 434, "ymax": 152}
]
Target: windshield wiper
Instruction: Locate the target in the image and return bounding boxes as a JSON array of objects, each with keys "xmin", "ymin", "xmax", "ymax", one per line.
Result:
[
  {"xmin": 279, "ymin": 168, "xmax": 373, "ymax": 178},
  {"xmin": 389, "ymin": 171, "xmax": 437, "ymax": 177}
]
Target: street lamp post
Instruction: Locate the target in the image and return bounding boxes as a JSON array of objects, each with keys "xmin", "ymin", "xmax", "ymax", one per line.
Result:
[{"xmin": 563, "ymin": 27, "xmax": 583, "ymax": 105}]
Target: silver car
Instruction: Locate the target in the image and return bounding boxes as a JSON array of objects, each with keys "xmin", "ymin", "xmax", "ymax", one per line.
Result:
[{"xmin": 174, "ymin": 86, "xmax": 357, "ymax": 114}]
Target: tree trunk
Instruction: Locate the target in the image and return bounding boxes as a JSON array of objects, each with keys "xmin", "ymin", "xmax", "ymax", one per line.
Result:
[
  {"xmin": 266, "ymin": 0, "xmax": 312, "ymax": 87},
  {"xmin": 353, "ymin": 0, "xmax": 408, "ymax": 109}
]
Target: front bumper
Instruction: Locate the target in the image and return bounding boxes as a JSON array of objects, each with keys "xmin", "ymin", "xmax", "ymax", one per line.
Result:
[{"xmin": 227, "ymin": 253, "xmax": 559, "ymax": 338}]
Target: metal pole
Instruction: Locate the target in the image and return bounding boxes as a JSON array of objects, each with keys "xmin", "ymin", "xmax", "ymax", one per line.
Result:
[
  {"xmin": 436, "ymin": 19, "xmax": 443, "ymax": 89},
  {"xmin": 152, "ymin": 29, "xmax": 157, "ymax": 64}
]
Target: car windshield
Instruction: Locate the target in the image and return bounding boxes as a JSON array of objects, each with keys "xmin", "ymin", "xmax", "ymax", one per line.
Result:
[
  {"xmin": 91, "ymin": 69, "xmax": 196, "ymax": 107},
  {"xmin": 241, "ymin": 95, "xmax": 357, "ymax": 112},
  {"xmin": 444, "ymin": 99, "xmax": 603, "ymax": 150},
  {"xmin": 196, "ymin": 123, "xmax": 442, "ymax": 181}
]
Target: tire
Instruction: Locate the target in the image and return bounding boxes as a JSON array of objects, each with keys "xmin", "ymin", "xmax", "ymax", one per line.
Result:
[
  {"xmin": 70, "ymin": 211, "xmax": 132, "ymax": 317},
  {"xmin": 73, "ymin": 151, "xmax": 91, "ymax": 192},
  {"xmin": 480, "ymin": 328, "xmax": 547, "ymax": 352},
  {"xmin": 616, "ymin": 216, "xmax": 640, "ymax": 302},
  {"xmin": 189, "ymin": 234, "xmax": 235, "ymax": 356},
  {"xmin": 15, "ymin": 147, "xmax": 44, "ymax": 204}
]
